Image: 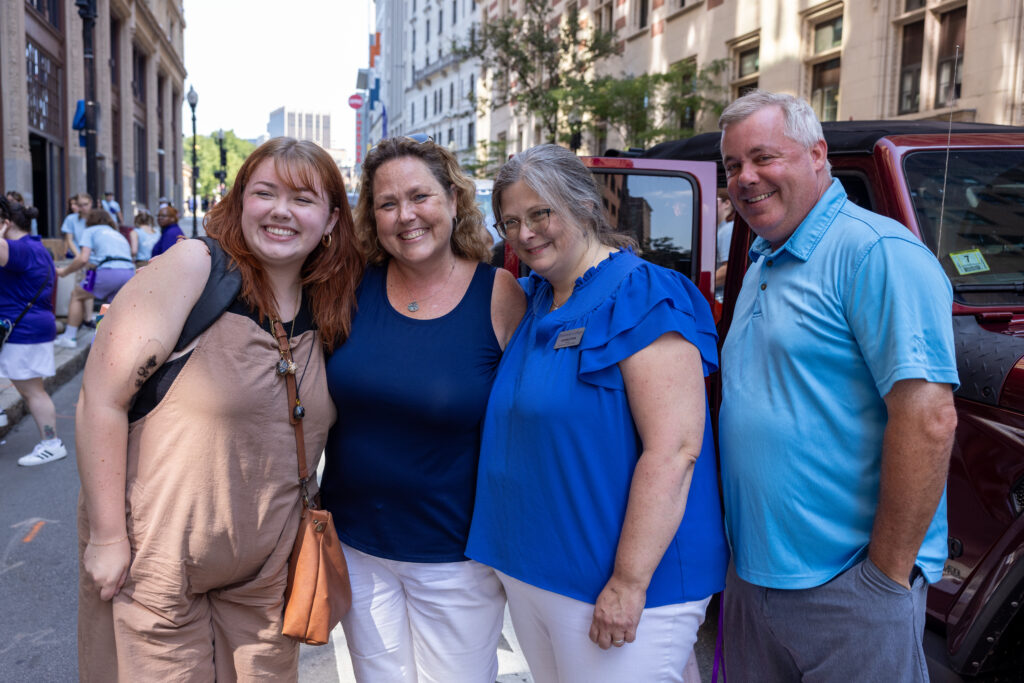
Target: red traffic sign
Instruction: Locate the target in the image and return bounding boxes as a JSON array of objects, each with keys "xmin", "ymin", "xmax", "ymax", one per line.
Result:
[{"xmin": 348, "ymin": 93, "xmax": 365, "ymax": 109}]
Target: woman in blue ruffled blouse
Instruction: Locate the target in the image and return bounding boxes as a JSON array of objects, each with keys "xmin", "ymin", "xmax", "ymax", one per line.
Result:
[{"xmin": 466, "ymin": 144, "xmax": 729, "ymax": 682}]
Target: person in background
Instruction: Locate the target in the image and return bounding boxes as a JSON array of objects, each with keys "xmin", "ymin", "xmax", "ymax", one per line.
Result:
[
  {"xmin": 132, "ymin": 211, "xmax": 161, "ymax": 266},
  {"xmin": 714, "ymin": 189, "xmax": 735, "ymax": 303},
  {"xmin": 150, "ymin": 205, "xmax": 184, "ymax": 258},
  {"xmin": 467, "ymin": 144, "xmax": 728, "ymax": 682},
  {"xmin": 54, "ymin": 209, "xmax": 135, "ymax": 348},
  {"xmin": 0, "ymin": 197, "xmax": 65, "ymax": 466},
  {"xmin": 101, "ymin": 191, "xmax": 123, "ymax": 225},
  {"xmin": 61, "ymin": 193, "xmax": 91, "ymax": 259},
  {"xmin": 717, "ymin": 90, "xmax": 958, "ymax": 682},
  {"xmin": 75, "ymin": 137, "xmax": 362, "ymax": 681},
  {"xmin": 5, "ymin": 190, "xmax": 39, "ymax": 235},
  {"xmin": 319, "ymin": 135, "xmax": 525, "ymax": 682}
]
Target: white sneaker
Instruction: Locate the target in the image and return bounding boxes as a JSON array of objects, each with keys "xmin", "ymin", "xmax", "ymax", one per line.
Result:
[
  {"xmin": 0, "ymin": 409, "xmax": 7, "ymax": 427},
  {"xmin": 54, "ymin": 336, "xmax": 78, "ymax": 349},
  {"xmin": 18, "ymin": 440, "xmax": 68, "ymax": 467}
]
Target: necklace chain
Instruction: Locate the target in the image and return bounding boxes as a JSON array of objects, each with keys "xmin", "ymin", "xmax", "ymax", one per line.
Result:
[{"xmin": 393, "ymin": 259, "xmax": 457, "ymax": 313}]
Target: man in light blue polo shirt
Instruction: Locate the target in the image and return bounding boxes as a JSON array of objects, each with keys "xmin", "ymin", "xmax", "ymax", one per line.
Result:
[
  {"xmin": 717, "ymin": 91, "xmax": 959, "ymax": 681},
  {"xmin": 60, "ymin": 193, "xmax": 91, "ymax": 258}
]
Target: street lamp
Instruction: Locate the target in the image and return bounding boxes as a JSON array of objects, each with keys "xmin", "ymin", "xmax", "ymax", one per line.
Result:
[
  {"xmin": 187, "ymin": 85, "xmax": 198, "ymax": 237},
  {"xmin": 216, "ymin": 129, "xmax": 227, "ymax": 198},
  {"xmin": 75, "ymin": 0, "xmax": 99, "ymax": 199}
]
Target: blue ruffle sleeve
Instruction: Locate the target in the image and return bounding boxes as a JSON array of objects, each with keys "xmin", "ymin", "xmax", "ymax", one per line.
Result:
[{"xmin": 577, "ymin": 253, "xmax": 719, "ymax": 391}]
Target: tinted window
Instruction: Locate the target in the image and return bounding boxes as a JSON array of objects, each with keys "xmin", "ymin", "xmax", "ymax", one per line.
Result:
[
  {"xmin": 591, "ymin": 171, "xmax": 697, "ymax": 278},
  {"xmin": 904, "ymin": 150, "xmax": 1024, "ymax": 306}
]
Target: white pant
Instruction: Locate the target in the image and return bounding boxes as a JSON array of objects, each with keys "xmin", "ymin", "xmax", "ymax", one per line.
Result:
[
  {"xmin": 339, "ymin": 542, "xmax": 506, "ymax": 683},
  {"xmin": 497, "ymin": 570, "xmax": 710, "ymax": 683}
]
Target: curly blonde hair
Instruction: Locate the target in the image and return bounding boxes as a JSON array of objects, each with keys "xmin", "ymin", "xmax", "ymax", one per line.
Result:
[{"xmin": 353, "ymin": 137, "xmax": 490, "ymax": 265}]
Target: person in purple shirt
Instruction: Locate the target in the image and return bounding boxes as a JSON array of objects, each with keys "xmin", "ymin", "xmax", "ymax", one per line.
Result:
[
  {"xmin": 151, "ymin": 205, "xmax": 184, "ymax": 257},
  {"xmin": 0, "ymin": 196, "xmax": 66, "ymax": 467}
]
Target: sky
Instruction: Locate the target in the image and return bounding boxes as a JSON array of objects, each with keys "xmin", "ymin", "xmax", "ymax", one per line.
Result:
[{"xmin": 180, "ymin": 0, "xmax": 373, "ymax": 152}]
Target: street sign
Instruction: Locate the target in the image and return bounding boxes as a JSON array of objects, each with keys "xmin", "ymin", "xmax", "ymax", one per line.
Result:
[{"xmin": 348, "ymin": 93, "xmax": 364, "ymax": 109}]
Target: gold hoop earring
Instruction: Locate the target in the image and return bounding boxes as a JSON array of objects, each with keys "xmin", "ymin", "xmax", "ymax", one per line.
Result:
[{"xmin": 321, "ymin": 232, "xmax": 333, "ymax": 248}]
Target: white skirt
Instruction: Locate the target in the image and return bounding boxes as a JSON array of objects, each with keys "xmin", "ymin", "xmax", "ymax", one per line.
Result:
[{"xmin": 0, "ymin": 341, "xmax": 56, "ymax": 380}]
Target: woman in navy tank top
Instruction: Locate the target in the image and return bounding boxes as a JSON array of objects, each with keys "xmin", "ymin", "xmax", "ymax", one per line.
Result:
[{"xmin": 319, "ymin": 136, "xmax": 525, "ymax": 682}]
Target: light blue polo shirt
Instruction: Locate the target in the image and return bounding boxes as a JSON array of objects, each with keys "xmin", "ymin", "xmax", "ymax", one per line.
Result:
[
  {"xmin": 80, "ymin": 225, "xmax": 134, "ymax": 269},
  {"xmin": 719, "ymin": 178, "xmax": 959, "ymax": 589}
]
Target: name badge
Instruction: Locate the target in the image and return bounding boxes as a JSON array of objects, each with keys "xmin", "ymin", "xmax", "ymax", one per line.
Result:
[{"xmin": 553, "ymin": 327, "xmax": 585, "ymax": 349}]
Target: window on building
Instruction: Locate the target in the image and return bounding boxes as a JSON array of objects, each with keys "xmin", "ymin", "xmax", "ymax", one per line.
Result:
[
  {"xmin": 811, "ymin": 58, "xmax": 840, "ymax": 121},
  {"xmin": 898, "ymin": 20, "xmax": 924, "ymax": 114},
  {"xmin": 439, "ymin": 9, "xmax": 443, "ymax": 32},
  {"xmin": 110, "ymin": 17, "xmax": 121, "ymax": 88},
  {"xmin": 157, "ymin": 75, "xmax": 165, "ymax": 197},
  {"xmin": 448, "ymin": 128, "xmax": 454, "ymax": 144},
  {"xmin": 814, "ymin": 15, "xmax": 842, "ymax": 54},
  {"xmin": 935, "ymin": 6, "xmax": 966, "ymax": 109},
  {"xmin": 452, "ymin": 0, "xmax": 457, "ymax": 24},
  {"xmin": 469, "ymin": 74, "xmax": 475, "ymax": 101},
  {"xmin": 904, "ymin": 0, "xmax": 925, "ymax": 10},
  {"xmin": 732, "ymin": 44, "xmax": 759, "ymax": 97},
  {"xmin": 412, "ymin": 28, "xmax": 416, "ymax": 52},
  {"xmin": 134, "ymin": 121, "xmax": 148, "ymax": 205},
  {"xmin": 595, "ymin": 1, "xmax": 614, "ymax": 34},
  {"xmin": 427, "ymin": 19, "xmax": 431, "ymax": 42},
  {"xmin": 674, "ymin": 58, "xmax": 698, "ymax": 131},
  {"xmin": 26, "ymin": 0, "xmax": 60, "ymax": 29},
  {"xmin": 450, "ymin": 82, "xmax": 455, "ymax": 108},
  {"xmin": 423, "ymin": 95, "xmax": 427, "ymax": 119},
  {"xmin": 131, "ymin": 44, "xmax": 146, "ymax": 103},
  {"xmin": 411, "ymin": 102, "xmax": 415, "ymax": 125},
  {"xmin": 467, "ymin": 121, "xmax": 475, "ymax": 147},
  {"xmin": 25, "ymin": 40, "xmax": 63, "ymax": 139},
  {"xmin": 636, "ymin": 0, "xmax": 650, "ymax": 29}
]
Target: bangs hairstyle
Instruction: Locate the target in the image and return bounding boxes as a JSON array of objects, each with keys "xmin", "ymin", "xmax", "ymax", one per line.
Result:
[
  {"xmin": 203, "ymin": 137, "xmax": 363, "ymax": 349},
  {"xmin": 492, "ymin": 143, "xmax": 634, "ymax": 250},
  {"xmin": 353, "ymin": 137, "xmax": 490, "ymax": 265},
  {"xmin": 719, "ymin": 90, "xmax": 831, "ymax": 175}
]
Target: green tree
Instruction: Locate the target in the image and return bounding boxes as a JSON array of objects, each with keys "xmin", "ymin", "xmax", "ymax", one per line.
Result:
[
  {"xmin": 184, "ymin": 130, "xmax": 255, "ymax": 201},
  {"xmin": 583, "ymin": 59, "xmax": 730, "ymax": 150},
  {"xmin": 456, "ymin": 0, "xmax": 620, "ymax": 144}
]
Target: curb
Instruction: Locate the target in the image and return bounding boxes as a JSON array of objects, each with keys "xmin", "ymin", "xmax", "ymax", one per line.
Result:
[{"xmin": 0, "ymin": 343, "xmax": 90, "ymax": 439}]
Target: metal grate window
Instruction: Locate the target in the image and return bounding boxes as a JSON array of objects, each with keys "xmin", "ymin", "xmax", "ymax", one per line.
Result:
[{"xmin": 26, "ymin": 40, "xmax": 63, "ymax": 139}]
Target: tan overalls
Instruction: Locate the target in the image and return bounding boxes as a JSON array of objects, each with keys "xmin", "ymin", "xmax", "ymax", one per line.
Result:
[{"xmin": 78, "ymin": 311, "xmax": 335, "ymax": 682}]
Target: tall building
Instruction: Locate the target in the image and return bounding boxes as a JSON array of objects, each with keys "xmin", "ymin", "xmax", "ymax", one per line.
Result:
[
  {"xmin": 367, "ymin": 0, "xmax": 481, "ymax": 168},
  {"xmin": 0, "ymin": 0, "xmax": 187, "ymax": 236},
  {"xmin": 476, "ymin": 0, "xmax": 1024, "ymax": 155},
  {"xmin": 267, "ymin": 107, "xmax": 332, "ymax": 148}
]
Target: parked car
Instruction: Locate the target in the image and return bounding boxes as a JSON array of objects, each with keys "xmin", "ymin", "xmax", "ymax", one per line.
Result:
[{"xmin": 501, "ymin": 121, "xmax": 1024, "ymax": 680}]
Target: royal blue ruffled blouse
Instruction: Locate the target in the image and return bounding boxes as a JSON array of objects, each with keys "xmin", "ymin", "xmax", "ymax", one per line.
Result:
[{"xmin": 466, "ymin": 248, "xmax": 729, "ymax": 606}]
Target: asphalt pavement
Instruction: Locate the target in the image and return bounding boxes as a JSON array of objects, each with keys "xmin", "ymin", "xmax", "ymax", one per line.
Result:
[{"xmin": 0, "ymin": 334, "xmax": 718, "ymax": 681}]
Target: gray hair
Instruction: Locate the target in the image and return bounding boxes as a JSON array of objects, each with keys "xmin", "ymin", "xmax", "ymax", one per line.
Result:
[
  {"xmin": 492, "ymin": 144, "xmax": 632, "ymax": 249},
  {"xmin": 719, "ymin": 90, "xmax": 831, "ymax": 175}
]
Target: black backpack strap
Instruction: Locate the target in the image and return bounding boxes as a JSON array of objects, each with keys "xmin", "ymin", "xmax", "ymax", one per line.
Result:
[{"xmin": 174, "ymin": 236, "xmax": 243, "ymax": 351}]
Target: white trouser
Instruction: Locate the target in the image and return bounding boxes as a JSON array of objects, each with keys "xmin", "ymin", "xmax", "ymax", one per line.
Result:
[
  {"xmin": 339, "ymin": 542, "xmax": 506, "ymax": 683},
  {"xmin": 497, "ymin": 570, "xmax": 710, "ymax": 683}
]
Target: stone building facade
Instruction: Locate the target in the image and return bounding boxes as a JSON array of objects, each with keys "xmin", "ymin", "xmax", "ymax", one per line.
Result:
[
  {"xmin": 1, "ymin": 0, "xmax": 186, "ymax": 236},
  {"xmin": 477, "ymin": 0, "xmax": 1024, "ymax": 155}
]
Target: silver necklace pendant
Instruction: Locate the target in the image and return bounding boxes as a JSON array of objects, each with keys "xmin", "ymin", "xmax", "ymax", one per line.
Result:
[{"xmin": 407, "ymin": 301, "xmax": 420, "ymax": 312}]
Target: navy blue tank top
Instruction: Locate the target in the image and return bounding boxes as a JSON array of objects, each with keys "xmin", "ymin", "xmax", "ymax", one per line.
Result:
[{"xmin": 320, "ymin": 261, "xmax": 501, "ymax": 562}]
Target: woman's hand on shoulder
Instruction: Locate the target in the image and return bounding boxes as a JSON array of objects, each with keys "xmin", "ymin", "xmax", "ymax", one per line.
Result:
[
  {"xmin": 589, "ymin": 574, "xmax": 647, "ymax": 649},
  {"xmin": 82, "ymin": 538, "xmax": 130, "ymax": 601},
  {"xmin": 491, "ymin": 267, "xmax": 526, "ymax": 350}
]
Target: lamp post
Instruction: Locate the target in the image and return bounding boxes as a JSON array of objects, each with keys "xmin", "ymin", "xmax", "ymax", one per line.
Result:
[
  {"xmin": 75, "ymin": 0, "xmax": 99, "ymax": 199},
  {"xmin": 187, "ymin": 85, "xmax": 198, "ymax": 237},
  {"xmin": 216, "ymin": 129, "xmax": 227, "ymax": 198}
]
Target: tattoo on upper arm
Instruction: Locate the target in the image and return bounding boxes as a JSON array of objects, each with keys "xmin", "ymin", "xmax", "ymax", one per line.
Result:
[{"xmin": 134, "ymin": 356, "xmax": 159, "ymax": 389}]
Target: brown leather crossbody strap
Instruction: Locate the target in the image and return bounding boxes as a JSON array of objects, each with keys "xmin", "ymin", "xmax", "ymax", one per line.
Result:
[{"xmin": 272, "ymin": 320, "xmax": 311, "ymax": 489}]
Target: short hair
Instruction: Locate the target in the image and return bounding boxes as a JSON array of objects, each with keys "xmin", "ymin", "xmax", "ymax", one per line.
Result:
[
  {"xmin": 355, "ymin": 137, "xmax": 490, "ymax": 265},
  {"xmin": 85, "ymin": 208, "xmax": 117, "ymax": 229},
  {"xmin": 719, "ymin": 90, "xmax": 831, "ymax": 175},
  {"xmin": 75, "ymin": 192, "xmax": 94, "ymax": 205},
  {"xmin": 203, "ymin": 137, "xmax": 363, "ymax": 348},
  {"xmin": 492, "ymin": 143, "xmax": 633, "ymax": 250},
  {"xmin": 158, "ymin": 205, "xmax": 179, "ymax": 221}
]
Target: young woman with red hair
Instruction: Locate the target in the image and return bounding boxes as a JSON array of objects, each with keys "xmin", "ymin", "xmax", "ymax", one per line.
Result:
[{"xmin": 75, "ymin": 138, "xmax": 362, "ymax": 681}]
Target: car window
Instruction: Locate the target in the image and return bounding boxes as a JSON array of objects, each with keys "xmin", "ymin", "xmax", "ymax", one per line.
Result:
[
  {"xmin": 904, "ymin": 150, "xmax": 1024, "ymax": 306},
  {"xmin": 591, "ymin": 170, "xmax": 697, "ymax": 278}
]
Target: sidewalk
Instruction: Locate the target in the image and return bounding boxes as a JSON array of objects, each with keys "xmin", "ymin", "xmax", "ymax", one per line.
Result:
[{"xmin": 0, "ymin": 331, "xmax": 91, "ymax": 439}]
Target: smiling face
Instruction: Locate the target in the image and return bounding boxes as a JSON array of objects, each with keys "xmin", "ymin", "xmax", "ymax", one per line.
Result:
[
  {"xmin": 372, "ymin": 156, "xmax": 457, "ymax": 266},
  {"xmin": 240, "ymin": 158, "xmax": 339, "ymax": 274},
  {"xmin": 721, "ymin": 105, "xmax": 830, "ymax": 248},
  {"xmin": 499, "ymin": 179, "xmax": 592, "ymax": 289}
]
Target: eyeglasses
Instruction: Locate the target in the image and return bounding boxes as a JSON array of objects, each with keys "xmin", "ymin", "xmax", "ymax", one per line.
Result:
[{"xmin": 494, "ymin": 208, "xmax": 552, "ymax": 239}]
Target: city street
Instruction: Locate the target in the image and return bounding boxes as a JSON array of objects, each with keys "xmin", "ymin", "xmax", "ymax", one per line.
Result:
[{"xmin": 0, "ymin": 363, "xmax": 719, "ymax": 682}]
